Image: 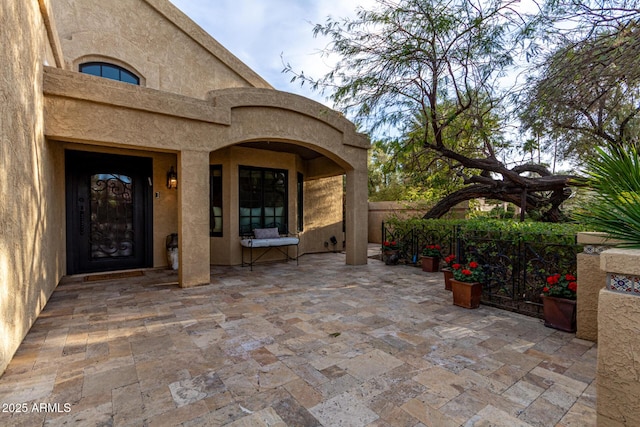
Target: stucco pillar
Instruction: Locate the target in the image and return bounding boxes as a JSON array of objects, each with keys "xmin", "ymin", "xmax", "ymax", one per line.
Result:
[
  {"xmin": 575, "ymin": 232, "xmax": 620, "ymax": 342},
  {"xmin": 597, "ymin": 248, "xmax": 640, "ymax": 426},
  {"xmin": 177, "ymin": 150, "xmax": 210, "ymax": 287},
  {"xmin": 345, "ymin": 168, "xmax": 368, "ymax": 265}
]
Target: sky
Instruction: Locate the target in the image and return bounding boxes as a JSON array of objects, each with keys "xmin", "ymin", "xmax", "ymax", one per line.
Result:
[
  {"xmin": 168, "ymin": 0, "xmax": 378, "ymax": 107},
  {"xmin": 165, "ymin": 0, "xmax": 554, "ymax": 166}
]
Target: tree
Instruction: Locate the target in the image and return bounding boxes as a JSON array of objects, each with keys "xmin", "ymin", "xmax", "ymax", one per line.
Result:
[
  {"xmin": 368, "ymin": 135, "xmax": 465, "ymax": 203},
  {"xmin": 285, "ymin": 0, "xmax": 579, "ymax": 221},
  {"xmin": 368, "ymin": 140, "xmax": 406, "ymax": 201},
  {"xmin": 520, "ymin": 1, "xmax": 640, "ymax": 166}
]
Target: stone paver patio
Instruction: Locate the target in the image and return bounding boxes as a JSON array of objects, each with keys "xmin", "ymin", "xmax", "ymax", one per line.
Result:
[{"xmin": 0, "ymin": 247, "xmax": 596, "ymax": 426}]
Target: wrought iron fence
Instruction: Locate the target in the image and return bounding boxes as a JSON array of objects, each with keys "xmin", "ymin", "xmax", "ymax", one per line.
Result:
[
  {"xmin": 381, "ymin": 222, "xmax": 416, "ymax": 263},
  {"xmin": 382, "ymin": 221, "xmax": 581, "ymax": 318},
  {"xmin": 381, "ymin": 221, "xmax": 457, "ymax": 264}
]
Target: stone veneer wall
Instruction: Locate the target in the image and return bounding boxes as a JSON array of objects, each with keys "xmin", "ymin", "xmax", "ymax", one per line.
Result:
[
  {"xmin": 597, "ymin": 248, "xmax": 640, "ymax": 426},
  {"xmin": 575, "ymin": 232, "xmax": 622, "ymax": 342}
]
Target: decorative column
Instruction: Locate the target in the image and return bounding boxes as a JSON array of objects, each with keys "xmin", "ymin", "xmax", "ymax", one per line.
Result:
[
  {"xmin": 345, "ymin": 168, "xmax": 368, "ymax": 265},
  {"xmin": 576, "ymin": 232, "xmax": 620, "ymax": 341},
  {"xmin": 177, "ymin": 150, "xmax": 211, "ymax": 287},
  {"xmin": 597, "ymin": 248, "xmax": 640, "ymax": 426}
]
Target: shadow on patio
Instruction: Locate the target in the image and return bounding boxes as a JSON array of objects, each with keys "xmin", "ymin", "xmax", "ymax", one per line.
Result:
[{"xmin": 0, "ymin": 246, "xmax": 596, "ymax": 426}]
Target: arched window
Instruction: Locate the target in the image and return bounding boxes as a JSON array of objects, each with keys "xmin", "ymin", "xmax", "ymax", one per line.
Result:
[{"xmin": 79, "ymin": 62, "xmax": 140, "ymax": 85}]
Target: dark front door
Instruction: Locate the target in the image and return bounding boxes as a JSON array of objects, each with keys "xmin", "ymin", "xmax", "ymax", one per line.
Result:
[{"xmin": 66, "ymin": 151, "xmax": 153, "ymax": 274}]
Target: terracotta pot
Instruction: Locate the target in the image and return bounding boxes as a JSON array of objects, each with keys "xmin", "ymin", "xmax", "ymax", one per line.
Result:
[
  {"xmin": 421, "ymin": 256, "xmax": 440, "ymax": 272},
  {"xmin": 442, "ymin": 269, "xmax": 453, "ymax": 291},
  {"xmin": 451, "ymin": 279, "xmax": 482, "ymax": 309},
  {"xmin": 542, "ymin": 295, "xmax": 576, "ymax": 332},
  {"xmin": 383, "ymin": 250, "xmax": 400, "ymax": 265}
]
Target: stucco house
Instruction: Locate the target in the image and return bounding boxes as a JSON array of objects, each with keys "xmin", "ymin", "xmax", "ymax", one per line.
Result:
[{"xmin": 1, "ymin": 0, "xmax": 369, "ymax": 374}]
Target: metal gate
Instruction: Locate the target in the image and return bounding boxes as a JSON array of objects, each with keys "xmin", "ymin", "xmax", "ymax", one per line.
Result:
[{"xmin": 382, "ymin": 222, "xmax": 580, "ymax": 318}]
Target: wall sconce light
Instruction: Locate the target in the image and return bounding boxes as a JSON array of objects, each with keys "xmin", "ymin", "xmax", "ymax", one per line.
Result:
[
  {"xmin": 329, "ymin": 236, "xmax": 338, "ymax": 246},
  {"xmin": 167, "ymin": 166, "xmax": 178, "ymax": 189}
]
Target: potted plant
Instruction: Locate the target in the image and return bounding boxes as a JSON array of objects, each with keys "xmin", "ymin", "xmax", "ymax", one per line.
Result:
[
  {"xmin": 450, "ymin": 261, "xmax": 484, "ymax": 308},
  {"xmin": 421, "ymin": 244, "xmax": 442, "ymax": 272},
  {"xmin": 442, "ymin": 254, "xmax": 456, "ymax": 291},
  {"xmin": 541, "ymin": 273, "xmax": 577, "ymax": 332},
  {"xmin": 382, "ymin": 240, "xmax": 400, "ymax": 265}
]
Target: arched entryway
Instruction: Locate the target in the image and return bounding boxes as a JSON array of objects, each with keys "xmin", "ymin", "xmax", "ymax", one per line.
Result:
[{"xmin": 44, "ymin": 69, "xmax": 370, "ymax": 286}]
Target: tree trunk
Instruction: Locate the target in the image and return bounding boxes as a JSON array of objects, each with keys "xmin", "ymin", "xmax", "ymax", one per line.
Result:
[{"xmin": 423, "ymin": 180, "xmax": 574, "ymax": 221}]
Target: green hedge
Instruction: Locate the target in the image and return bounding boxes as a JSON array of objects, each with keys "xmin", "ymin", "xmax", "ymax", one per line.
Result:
[{"xmin": 384, "ymin": 217, "xmax": 589, "ymax": 246}]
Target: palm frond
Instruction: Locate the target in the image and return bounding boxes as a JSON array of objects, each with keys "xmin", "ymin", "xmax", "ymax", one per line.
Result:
[{"xmin": 576, "ymin": 146, "xmax": 640, "ymax": 247}]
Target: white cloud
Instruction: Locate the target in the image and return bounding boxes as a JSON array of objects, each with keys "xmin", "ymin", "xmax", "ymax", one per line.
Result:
[{"xmin": 168, "ymin": 0, "xmax": 377, "ymax": 105}]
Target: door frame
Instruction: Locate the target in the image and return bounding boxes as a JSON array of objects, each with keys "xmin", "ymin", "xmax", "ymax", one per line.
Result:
[{"xmin": 65, "ymin": 150, "xmax": 153, "ymax": 274}]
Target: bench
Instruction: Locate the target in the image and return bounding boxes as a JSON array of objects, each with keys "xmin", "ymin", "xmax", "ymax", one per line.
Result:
[{"xmin": 240, "ymin": 228, "xmax": 299, "ymax": 270}]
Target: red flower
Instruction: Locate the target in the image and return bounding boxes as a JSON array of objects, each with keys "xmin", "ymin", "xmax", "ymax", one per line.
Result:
[
  {"xmin": 435, "ymin": 245, "xmax": 441, "ymax": 250},
  {"xmin": 469, "ymin": 261, "xmax": 479, "ymax": 269},
  {"xmin": 543, "ymin": 273, "xmax": 578, "ymax": 299},
  {"xmin": 452, "ymin": 263, "xmax": 461, "ymax": 270},
  {"xmin": 384, "ymin": 241, "xmax": 390, "ymax": 247},
  {"xmin": 462, "ymin": 269, "xmax": 472, "ymax": 276},
  {"xmin": 391, "ymin": 241, "xmax": 397, "ymax": 246},
  {"xmin": 445, "ymin": 254, "xmax": 455, "ymax": 263}
]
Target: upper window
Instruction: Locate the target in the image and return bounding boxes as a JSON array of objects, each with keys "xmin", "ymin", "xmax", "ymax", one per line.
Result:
[
  {"xmin": 79, "ymin": 62, "xmax": 140, "ymax": 85},
  {"xmin": 239, "ymin": 166, "xmax": 287, "ymax": 235}
]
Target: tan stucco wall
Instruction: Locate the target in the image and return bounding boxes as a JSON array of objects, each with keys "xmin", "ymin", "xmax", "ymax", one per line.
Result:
[
  {"xmin": 153, "ymin": 154, "xmax": 179, "ymax": 266},
  {"xmin": 50, "ymin": 0, "xmax": 270, "ymax": 98},
  {"xmin": 178, "ymin": 150, "xmax": 211, "ymax": 286},
  {"xmin": 43, "ymin": 69, "xmax": 368, "ymax": 171},
  {"xmin": 301, "ymin": 176, "xmax": 345, "ymax": 254},
  {"xmin": 345, "ymin": 167, "xmax": 370, "ymax": 265},
  {"xmin": 597, "ymin": 289, "xmax": 640, "ymax": 426},
  {"xmin": 217, "ymin": 88, "xmax": 368, "ymax": 169},
  {"xmin": 575, "ymin": 232, "xmax": 622, "ymax": 342},
  {"xmin": 597, "ymin": 249, "xmax": 640, "ymax": 426},
  {"xmin": 0, "ymin": 0, "xmax": 66, "ymax": 374},
  {"xmin": 601, "ymin": 248, "xmax": 640, "ymax": 276},
  {"xmin": 576, "ymin": 253, "xmax": 604, "ymax": 342},
  {"xmin": 368, "ymin": 201, "xmax": 469, "ymax": 244},
  {"xmin": 369, "ymin": 202, "xmax": 430, "ymax": 244}
]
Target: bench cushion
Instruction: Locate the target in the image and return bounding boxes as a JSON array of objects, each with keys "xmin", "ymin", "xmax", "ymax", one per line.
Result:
[
  {"xmin": 254, "ymin": 227, "xmax": 280, "ymax": 239},
  {"xmin": 241, "ymin": 237, "xmax": 299, "ymax": 248}
]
